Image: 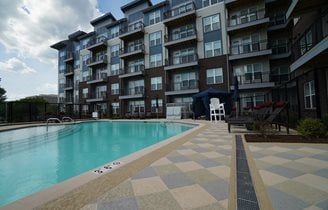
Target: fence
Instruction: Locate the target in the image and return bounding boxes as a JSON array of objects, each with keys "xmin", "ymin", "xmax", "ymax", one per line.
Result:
[{"xmin": 0, "ymin": 102, "xmax": 93, "ymax": 123}]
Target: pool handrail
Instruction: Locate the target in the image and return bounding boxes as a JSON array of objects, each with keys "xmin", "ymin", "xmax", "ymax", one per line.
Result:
[
  {"xmin": 46, "ymin": 118, "xmax": 62, "ymax": 131},
  {"xmin": 62, "ymin": 116, "xmax": 74, "ymax": 122}
]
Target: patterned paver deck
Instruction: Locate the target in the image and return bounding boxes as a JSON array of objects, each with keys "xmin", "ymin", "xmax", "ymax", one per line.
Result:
[{"xmin": 80, "ymin": 122, "xmax": 233, "ymax": 210}]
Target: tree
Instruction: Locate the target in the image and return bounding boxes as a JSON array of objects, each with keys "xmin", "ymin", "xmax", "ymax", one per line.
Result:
[{"xmin": 0, "ymin": 87, "xmax": 6, "ymax": 102}]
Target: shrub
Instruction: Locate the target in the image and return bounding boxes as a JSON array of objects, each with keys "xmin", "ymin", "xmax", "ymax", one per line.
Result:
[
  {"xmin": 297, "ymin": 118, "xmax": 327, "ymax": 138},
  {"xmin": 321, "ymin": 114, "xmax": 328, "ymax": 130}
]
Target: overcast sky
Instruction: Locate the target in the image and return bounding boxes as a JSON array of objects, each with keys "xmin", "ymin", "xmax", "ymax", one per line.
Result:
[{"xmin": 0, "ymin": 0, "xmax": 161, "ymax": 101}]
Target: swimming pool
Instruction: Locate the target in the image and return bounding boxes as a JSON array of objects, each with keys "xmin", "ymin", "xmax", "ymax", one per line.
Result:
[{"xmin": 0, "ymin": 121, "xmax": 195, "ymax": 207}]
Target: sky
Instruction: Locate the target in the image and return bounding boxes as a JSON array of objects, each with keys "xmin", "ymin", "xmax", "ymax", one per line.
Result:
[{"xmin": 0, "ymin": 0, "xmax": 161, "ymax": 101}]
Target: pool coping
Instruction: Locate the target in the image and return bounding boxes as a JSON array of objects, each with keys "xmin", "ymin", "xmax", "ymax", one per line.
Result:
[{"xmin": 1, "ymin": 119, "xmax": 206, "ymax": 210}]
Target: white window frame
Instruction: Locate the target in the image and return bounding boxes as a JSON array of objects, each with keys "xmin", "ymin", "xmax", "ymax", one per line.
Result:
[
  {"xmin": 205, "ymin": 40, "xmax": 222, "ymax": 58},
  {"xmin": 203, "ymin": 14, "xmax": 220, "ymax": 33},
  {"xmin": 151, "ymin": 99, "xmax": 163, "ymax": 113},
  {"xmin": 149, "ymin": 31, "xmax": 161, "ymax": 47},
  {"xmin": 111, "ymin": 102, "xmax": 119, "ymax": 115},
  {"xmin": 111, "ymin": 44, "xmax": 120, "ymax": 57},
  {"xmin": 206, "ymin": 68, "xmax": 223, "ymax": 84},
  {"xmin": 150, "ymin": 53, "xmax": 162, "ymax": 68},
  {"xmin": 202, "ymin": 0, "xmax": 219, "ymax": 8},
  {"xmin": 149, "ymin": 10, "xmax": 161, "ymax": 25},
  {"xmin": 304, "ymin": 80, "xmax": 316, "ymax": 109},
  {"xmin": 111, "ymin": 63, "xmax": 120, "ymax": 76},
  {"xmin": 151, "ymin": 77, "xmax": 162, "ymax": 90},
  {"xmin": 111, "ymin": 83, "xmax": 119, "ymax": 95},
  {"xmin": 82, "ymin": 88, "xmax": 88, "ymax": 98},
  {"xmin": 109, "ymin": 25, "xmax": 119, "ymax": 39}
]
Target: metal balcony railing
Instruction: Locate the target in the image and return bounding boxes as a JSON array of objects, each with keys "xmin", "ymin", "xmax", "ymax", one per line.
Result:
[
  {"xmin": 120, "ymin": 44, "xmax": 145, "ymax": 55},
  {"xmin": 167, "ymin": 80, "xmax": 199, "ymax": 91},
  {"xmin": 89, "ymin": 91, "xmax": 107, "ymax": 100},
  {"xmin": 65, "ymin": 97, "xmax": 73, "ymax": 103},
  {"xmin": 271, "ymin": 42, "xmax": 290, "ymax": 55},
  {"xmin": 227, "ymin": 9, "xmax": 266, "ymax": 27},
  {"xmin": 230, "ymin": 40, "xmax": 269, "ymax": 55},
  {"xmin": 165, "ymin": 53, "xmax": 198, "ymax": 66},
  {"xmin": 64, "ymin": 66, "xmax": 74, "ymax": 74},
  {"xmin": 87, "ymin": 55, "xmax": 107, "ymax": 64},
  {"xmin": 65, "ymin": 52, "xmax": 74, "ymax": 60},
  {"xmin": 65, "ymin": 82, "xmax": 73, "ymax": 88},
  {"xmin": 232, "ymin": 71, "xmax": 271, "ymax": 85},
  {"xmin": 89, "ymin": 73, "xmax": 108, "ymax": 81},
  {"xmin": 269, "ymin": 14, "xmax": 286, "ymax": 26},
  {"xmin": 164, "ymin": 2, "xmax": 195, "ymax": 19},
  {"xmin": 120, "ymin": 21, "xmax": 144, "ymax": 35},
  {"xmin": 120, "ymin": 65, "xmax": 144, "ymax": 75},
  {"xmin": 165, "ymin": 27, "xmax": 197, "ymax": 42},
  {"xmin": 270, "ymin": 74, "xmax": 290, "ymax": 84},
  {"xmin": 292, "ymin": 11, "xmax": 328, "ymax": 61},
  {"xmin": 122, "ymin": 86, "xmax": 145, "ymax": 96},
  {"xmin": 87, "ymin": 36, "xmax": 108, "ymax": 47}
]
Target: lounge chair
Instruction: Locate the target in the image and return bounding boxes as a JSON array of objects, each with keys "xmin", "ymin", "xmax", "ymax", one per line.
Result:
[{"xmin": 227, "ymin": 102, "xmax": 289, "ymax": 133}]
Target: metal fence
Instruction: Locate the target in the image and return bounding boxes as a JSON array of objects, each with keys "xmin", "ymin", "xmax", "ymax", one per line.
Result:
[{"xmin": 0, "ymin": 102, "xmax": 93, "ymax": 123}]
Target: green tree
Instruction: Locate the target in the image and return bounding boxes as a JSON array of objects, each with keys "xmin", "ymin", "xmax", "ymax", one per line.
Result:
[{"xmin": 0, "ymin": 87, "xmax": 6, "ymax": 102}]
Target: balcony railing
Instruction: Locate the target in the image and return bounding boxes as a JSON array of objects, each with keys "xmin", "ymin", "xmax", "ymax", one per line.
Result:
[
  {"xmin": 87, "ymin": 55, "xmax": 107, "ymax": 65},
  {"xmin": 65, "ymin": 82, "xmax": 73, "ymax": 89},
  {"xmin": 89, "ymin": 73, "xmax": 108, "ymax": 81},
  {"xmin": 120, "ymin": 65, "xmax": 144, "ymax": 75},
  {"xmin": 165, "ymin": 53, "xmax": 198, "ymax": 66},
  {"xmin": 120, "ymin": 44, "xmax": 145, "ymax": 55},
  {"xmin": 64, "ymin": 66, "xmax": 74, "ymax": 75},
  {"xmin": 65, "ymin": 52, "xmax": 74, "ymax": 61},
  {"xmin": 292, "ymin": 11, "xmax": 328, "ymax": 61},
  {"xmin": 87, "ymin": 36, "xmax": 108, "ymax": 48},
  {"xmin": 89, "ymin": 91, "xmax": 107, "ymax": 100},
  {"xmin": 269, "ymin": 14, "xmax": 286, "ymax": 27},
  {"xmin": 232, "ymin": 71, "xmax": 271, "ymax": 85},
  {"xmin": 271, "ymin": 42, "xmax": 290, "ymax": 55},
  {"xmin": 167, "ymin": 80, "xmax": 199, "ymax": 91},
  {"xmin": 121, "ymin": 86, "xmax": 145, "ymax": 96},
  {"xmin": 227, "ymin": 9, "xmax": 266, "ymax": 27},
  {"xmin": 65, "ymin": 97, "xmax": 73, "ymax": 103},
  {"xmin": 165, "ymin": 27, "xmax": 197, "ymax": 43},
  {"xmin": 230, "ymin": 40, "xmax": 269, "ymax": 55},
  {"xmin": 120, "ymin": 21, "xmax": 144, "ymax": 36},
  {"xmin": 270, "ymin": 74, "xmax": 290, "ymax": 84},
  {"xmin": 164, "ymin": 2, "xmax": 195, "ymax": 20}
]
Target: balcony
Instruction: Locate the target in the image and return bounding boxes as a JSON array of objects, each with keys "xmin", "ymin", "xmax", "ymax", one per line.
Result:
[
  {"xmin": 119, "ymin": 21, "xmax": 144, "ymax": 40},
  {"xmin": 86, "ymin": 73, "xmax": 108, "ymax": 84},
  {"xmin": 164, "ymin": 28, "xmax": 197, "ymax": 48},
  {"xmin": 268, "ymin": 14, "xmax": 290, "ymax": 31},
  {"xmin": 64, "ymin": 82, "xmax": 74, "ymax": 90},
  {"xmin": 290, "ymin": 11, "xmax": 328, "ymax": 72},
  {"xmin": 229, "ymin": 40, "xmax": 272, "ymax": 60},
  {"xmin": 86, "ymin": 91, "xmax": 108, "ymax": 103},
  {"xmin": 165, "ymin": 80, "xmax": 199, "ymax": 96},
  {"xmin": 119, "ymin": 87, "xmax": 145, "ymax": 100},
  {"xmin": 64, "ymin": 66, "xmax": 74, "ymax": 76},
  {"xmin": 163, "ymin": 2, "xmax": 196, "ymax": 26},
  {"xmin": 164, "ymin": 53, "xmax": 198, "ymax": 71},
  {"xmin": 119, "ymin": 44, "xmax": 145, "ymax": 59},
  {"xmin": 87, "ymin": 55, "xmax": 108, "ymax": 67},
  {"xmin": 65, "ymin": 96, "xmax": 74, "ymax": 104},
  {"xmin": 86, "ymin": 36, "xmax": 108, "ymax": 51},
  {"xmin": 230, "ymin": 72, "xmax": 275, "ymax": 90},
  {"xmin": 271, "ymin": 74, "xmax": 290, "ymax": 84},
  {"xmin": 227, "ymin": 9, "xmax": 269, "ymax": 32},
  {"xmin": 270, "ymin": 42, "xmax": 291, "ymax": 59},
  {"xmin": 119, "ymin": 65, "xmax": 144, "ymax": 79},
  {"xmin": 64, "ymin": 52, "xmax": 74, "ymax": 63}
]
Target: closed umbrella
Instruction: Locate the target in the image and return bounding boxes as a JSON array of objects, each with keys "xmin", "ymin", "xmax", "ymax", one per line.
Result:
[{"xmin": 233, "ymin": 76, "xmax": 240, "ymax": 117}]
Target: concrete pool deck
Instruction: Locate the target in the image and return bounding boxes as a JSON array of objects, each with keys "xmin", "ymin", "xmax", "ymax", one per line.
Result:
[{"xmin": 1, "ymin": 120, "xmax": 327, "ymax": 210}]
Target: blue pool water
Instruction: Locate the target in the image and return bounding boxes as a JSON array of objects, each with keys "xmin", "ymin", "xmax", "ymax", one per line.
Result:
[{"xmin": 0, "ymin": 121, "xmax": 194, "ymax": 207}]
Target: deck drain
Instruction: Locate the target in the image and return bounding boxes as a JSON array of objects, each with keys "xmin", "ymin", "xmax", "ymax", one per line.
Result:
[
  {"xmin": 92, "ymin": 161, "xmax": 122, "ymax": 174},
  {"xmin": 235, "ymin": 135, "xmax": 260, "ymax": 210}
]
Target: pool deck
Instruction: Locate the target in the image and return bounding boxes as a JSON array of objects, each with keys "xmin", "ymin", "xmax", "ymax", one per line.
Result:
[{"xmin": 1, "ymin": 120, "xmax": 328, "ymax": 210}]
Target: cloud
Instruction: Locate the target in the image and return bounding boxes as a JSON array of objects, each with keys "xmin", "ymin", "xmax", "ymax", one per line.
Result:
[
  {"xmin": 0, "ymin": 57, "xmax": 36, "ymax": 74},
  {"xmin": 0, "ymin": 0, "xmax": 102, "ymax": 64},
  {"xmin": 36, "ymin": 83, "xmax": 58, "ymax": 93}
]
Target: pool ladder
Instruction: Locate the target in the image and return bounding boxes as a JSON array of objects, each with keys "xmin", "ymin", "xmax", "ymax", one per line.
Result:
[
  {"xmin": 46, "ymin": 118, "xmax": 62, "ymax": 131},
  {"xmin": 62, "ymin": 116, "xmax": 74, "ymax": 122}
]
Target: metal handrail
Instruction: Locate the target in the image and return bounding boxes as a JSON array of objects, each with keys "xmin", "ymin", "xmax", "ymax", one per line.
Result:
[
  {"xmin": 62, "ymin": 116, "xmax": 74, "ymax": 122},
  {"xmin": 46, "ymin": 118, "xmax": 62, "ymax": 131}
]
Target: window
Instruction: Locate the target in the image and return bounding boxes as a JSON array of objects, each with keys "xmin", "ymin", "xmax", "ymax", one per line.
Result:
[
  {"xmin": 173, "ymin": 72, "xmax": 197, "ymax": 90},
  {"xmin": 245, "ymin": 63, "xmax": 262, "ymax": 81},
  {"xmin": 304, "ymin": 80, "xmax": 316, "ymax": 109},
  {"xmin": 173, "ymin": 97, "xmax": 192, "ymax": 103},
  {"xmin": 82, "ymin": 71, "xmax": 89, "ymax": 81},
  {"xmin": 149, "ymin": 10, "xmax": 161, "ymax": 25},
  {"xmin": 151, "ymin": 77, "xmax": 162, "ymax": 90},
  {"xmin": 111, "ymin": 83, "xmax": 119, "ymax": 95},
  {"xmin": 150, "ymin": 53, "xmax": 162, "ymax": 68},
  {"xmin": 306, "ymin": 30, "xmax": 313, "ymax": 50},
  {"xmin": 82, "ymin": 88, "xmax": 88, "ymax": 98},
  {"xmin": 128, "ymin": 80, "xmax": 144, "ymax": 95},
  {"xmin": 81, "ymin": 38, "xmax": 89, "ymax": 49},
  {"xmin": 203, "ymin": 14, "xmax": 220, "ymax": 33},
  {"xmin": 111, "ymin": 45, "xmax": 120, "ymax": 57},
  {"xmin": 111, "ymin": 63, "xmax": 120, "ymax": 76},
  {"xmin": 128, "ymin": 100, "xmax": 145, "ymax": 112},
  {"xmin": 242, "ymin": 93, "xmax": 264, "ymax": 108},
  {"xmin": 171, "ymin": 24, "xmax": 194, "ymax": 41},
  {"xmin": 173, "ymin": 48, "xmax": 195, "ymax": 64},
  {"xmin": 202, "ymin": 0, "xmax": 219, "ymax": 7},
  {"xmin": 271, "ymin": 66, "xmax": 289, "ymax": 83},
  {"xmin": 151, "ymin": 99, "xmax": 163, "ymax": 113},
  {"xmin": 112, "ymin": 102, "xmax": 119, "ymax": 115},
  {"xmin": 206, "ymin": 68, "xmax": 223, "ymax": 84},
  {"xmin": 149, "ymin": 31, "xmax": 161, "ymax": 47},
  {"xmin": 127, "ymin": 59, "xmax": 144, "ymax": 73},
  {"xmin": 109, "ymin": 25, "xmax": 119, "ymax": 39},
  {"xmin": 82, "ymin": 54, "xmax": 90, "ymax": 66},
  {"xmin": 205, "ymin": 40, "xmax": 222, "ymax": 57}
]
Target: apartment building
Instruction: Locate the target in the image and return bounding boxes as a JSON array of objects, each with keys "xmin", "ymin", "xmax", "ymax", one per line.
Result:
[{"xmin": 51, "ymin": 0, "xmax": 328, "ymax": 119}]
